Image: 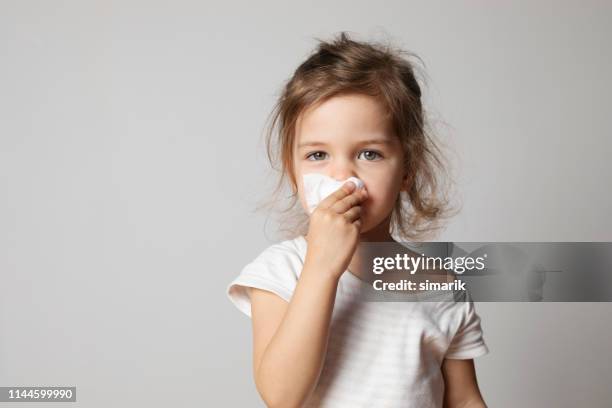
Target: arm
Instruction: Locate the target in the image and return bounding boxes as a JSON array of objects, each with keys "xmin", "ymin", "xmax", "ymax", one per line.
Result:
[
  {"xmin": 250, "ymin": 262, "xmax": 339, "ymax": 408},
  {"xmin": 250, "ymin": 181, "xmax": 365, "ymax": 407},
  {"xmin": 441, "ymin": 358, "xmax": 487, "ymax": 408}
]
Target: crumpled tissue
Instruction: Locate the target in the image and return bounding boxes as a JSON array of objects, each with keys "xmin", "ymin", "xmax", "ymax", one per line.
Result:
[{"xmin": 303, "ymin": 173, "xmax": 365, "ymax": 214}]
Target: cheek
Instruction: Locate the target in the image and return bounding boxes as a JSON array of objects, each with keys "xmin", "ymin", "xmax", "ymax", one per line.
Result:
[
  {"xmin": 362, "ymin": 161, "xmax": 404, "ymax": 198},
  {"xmin": 295, "ymin": 176, "xmax": 309, "ymax": 213},
  {"xmin": 364, "ymin": 183, "xmax": 400, "ymax": 211},
  {"xmin": 298, "ymin": 192, "xmax": 310, "ymax": 215}
]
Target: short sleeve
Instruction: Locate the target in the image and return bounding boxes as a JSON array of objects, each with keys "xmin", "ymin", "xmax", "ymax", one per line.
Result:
[
  {"xmin": 226, "ymin": 243, "xmax": 302, "ymax": 318},
  {"xmin": 444, "ymin": 290, "xmax": 490, "ymax": 359}
]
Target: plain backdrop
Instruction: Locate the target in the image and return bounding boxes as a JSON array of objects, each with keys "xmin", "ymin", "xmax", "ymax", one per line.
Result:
[{"xmin": 1, "ymin": 1, "xmax": 611, "ymax": 407}]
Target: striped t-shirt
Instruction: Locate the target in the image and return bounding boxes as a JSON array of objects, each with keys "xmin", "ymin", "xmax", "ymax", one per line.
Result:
[{"xmin": 226, "ymin": 235, "xmax": 489, "ymax": 407}]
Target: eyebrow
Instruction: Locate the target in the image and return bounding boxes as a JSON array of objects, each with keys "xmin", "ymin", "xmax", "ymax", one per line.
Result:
[{"xmin": 298, "ymin": 139, "xmax": 393, "ymax": 149}]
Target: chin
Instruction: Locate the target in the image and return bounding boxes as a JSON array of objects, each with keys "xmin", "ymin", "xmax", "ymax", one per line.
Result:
[
  {"xmin": 358, "ymin": 217, "xmax": 375, "ymax": 234},
  {"xmin": 358, "ymin": 208, "xmax": 392, "ymax": 237}
]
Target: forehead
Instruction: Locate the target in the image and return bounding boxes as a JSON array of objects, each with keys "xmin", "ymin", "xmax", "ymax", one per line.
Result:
[{"xmin": 295, "ymin": 93, "xmax": 392, "ymax": 141}]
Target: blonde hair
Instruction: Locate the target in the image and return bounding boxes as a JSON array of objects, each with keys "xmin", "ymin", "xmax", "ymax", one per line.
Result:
[{"xmin": 257, "ymin": 31, "xmax": 458, "ymax": 242}]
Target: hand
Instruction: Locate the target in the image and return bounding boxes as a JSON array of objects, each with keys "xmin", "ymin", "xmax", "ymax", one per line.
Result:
[{"xmin": 304, "ymin": 180, "xmax": 368, "ymax": 280}]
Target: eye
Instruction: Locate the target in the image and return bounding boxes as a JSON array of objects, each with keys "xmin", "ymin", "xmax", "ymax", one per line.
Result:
[
  {"xmin": 358, "ymin": 150, "xmax": 383, "ymax": 161},
  {"xmin": 305, "ymin": 151, "xmax": 328, "ymax": 161}
]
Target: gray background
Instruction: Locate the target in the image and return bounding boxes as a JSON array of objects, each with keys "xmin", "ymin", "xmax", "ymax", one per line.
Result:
[{"xmin": 1, "ymin": 1, "xmax": 611, "ymax": 407}]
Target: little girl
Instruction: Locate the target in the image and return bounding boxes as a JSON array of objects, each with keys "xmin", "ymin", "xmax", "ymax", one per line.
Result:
[{"xmin": 226, "ymin": 32, "xmax": 489, "ymax": 408}]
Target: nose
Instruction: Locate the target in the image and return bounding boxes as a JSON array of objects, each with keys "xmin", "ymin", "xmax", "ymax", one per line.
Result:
[{"xmin": 330, "ymin": 157, "xmax": 358, "ymax": 182}]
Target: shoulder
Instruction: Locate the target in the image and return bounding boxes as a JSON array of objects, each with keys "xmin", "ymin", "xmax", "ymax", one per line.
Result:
[
  {"xmin": 432, "ymin": 289, "xmax": 476, "ymax": 330},
  {"xmin": 242, "ymin": 236, "xmax": 306, "ymax": 283},
  {"xmin": 442, "ymin": 289, "xmax": 489, "ymax": 359},
  {"xmin": 226, "ymin": 236, "xmax": 306, "ymax": 318},
  {"xmin": 249, "ymin": 236, "xmax": 306, "ymax": 270}
]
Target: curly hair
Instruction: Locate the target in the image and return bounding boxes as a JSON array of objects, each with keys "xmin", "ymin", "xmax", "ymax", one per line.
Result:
[{"xmin": 256, "ymin": 31, "xmax": 459, "ymax": 242}]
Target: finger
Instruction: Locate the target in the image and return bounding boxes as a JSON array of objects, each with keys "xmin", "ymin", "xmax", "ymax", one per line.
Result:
[
  {"xmin": 343, "ymin": 205, "xmax": 362, "ymax": 223},
  {"xmin": 316, "ymin": 180, "xmax": 356, "ymax": 210},
  {"xmin": 331, "ymin": 189, "xmax": 366, "ymax": 214}
]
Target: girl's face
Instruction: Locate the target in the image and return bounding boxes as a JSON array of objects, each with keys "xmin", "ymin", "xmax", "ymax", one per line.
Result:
[{"xmin": 293, "ymin": 93, "xmax": 407, "ymax": 234}]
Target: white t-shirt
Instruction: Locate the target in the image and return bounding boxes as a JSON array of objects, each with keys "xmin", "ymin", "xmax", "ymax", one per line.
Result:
[{"xmin": 226, "ymin": 235, "xmax": 489, "ymax": 407}]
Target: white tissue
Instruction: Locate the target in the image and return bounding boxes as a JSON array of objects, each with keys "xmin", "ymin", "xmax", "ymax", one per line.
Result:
[{"xmin": 303, "ymin": 173, "xmax": 365, "ymax": 214}]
